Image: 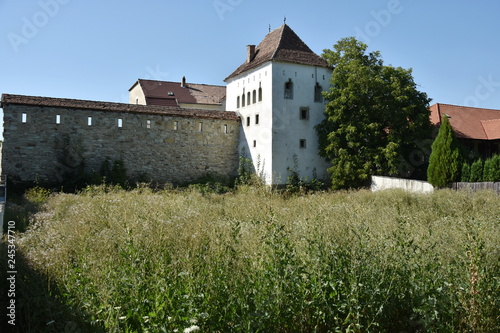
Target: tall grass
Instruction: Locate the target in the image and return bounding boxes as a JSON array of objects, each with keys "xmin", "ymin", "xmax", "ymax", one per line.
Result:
[{"xmin": 14, "ymin": 186, "xmax": 500, "ymax": 332}]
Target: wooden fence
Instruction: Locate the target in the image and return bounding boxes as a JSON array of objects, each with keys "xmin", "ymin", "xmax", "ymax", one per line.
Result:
[{"xmin": 450, "ymin": 182, "xmax": 500, "ymax": 194}]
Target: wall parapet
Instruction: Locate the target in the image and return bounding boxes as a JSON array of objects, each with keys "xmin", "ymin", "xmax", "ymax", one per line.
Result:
[{"xmin": 1, "ymin": 94, "xmax": 239, "ymax": 121}]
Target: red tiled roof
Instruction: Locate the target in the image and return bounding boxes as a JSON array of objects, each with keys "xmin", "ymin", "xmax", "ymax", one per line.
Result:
[
  {"xmin": 130, "ymin": 79, "xmax": 226, "ymax": 106},
  {"xmin": 225, "ymin": 24, "xmax": 330, "ymax": 81},
  {"xmin": 429, "ymin": 103, "xmax": 500, "ymax": 140},
  {"xmin": 1, "ymin": 94, "xmax": 239, "ymax": 121}
]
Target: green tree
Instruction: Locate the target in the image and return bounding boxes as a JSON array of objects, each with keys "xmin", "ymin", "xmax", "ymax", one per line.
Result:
[
  {"xmin": 316, "ymin": 38, "xmax": 432, "ymax": 189},
  {"xmin": 461, "ymin": 162, "xmax": 471, "ymax": 182},
  {"xmin": 427, "ymin": 116, "xmax": 462, "ymax": 187},
  {"xmin": 470, "ymin": 159, "xmax": 483, "ymax": 182}
]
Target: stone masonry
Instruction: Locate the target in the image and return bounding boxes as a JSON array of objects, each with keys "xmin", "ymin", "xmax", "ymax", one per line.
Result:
[{"xmin": 1, "ymin": 94, "xmax": 240, "ymax": 185}]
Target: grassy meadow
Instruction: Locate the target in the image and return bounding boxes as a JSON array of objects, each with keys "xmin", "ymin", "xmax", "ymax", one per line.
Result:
[{"xmin": 2, "ymin": 185, "xmax": 500, "ymax": 332}]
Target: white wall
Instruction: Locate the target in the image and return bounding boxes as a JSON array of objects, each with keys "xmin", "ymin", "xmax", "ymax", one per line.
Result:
[
  {"xmin": 270, "ymin": 62, "xmax": 331, "ymax": 184},
  {"xmin": 226, "ymin": 61, "xmax": 332, "ymax": 185},
  {"xmin": 226, "ymin": 63, "xmax": 274, "ymax": 183},
  {"xmin": 371, "ymin": 176, "xmax": 434, "ymax": 193},
  {"xmin": 129, "ymin": 83, "xmax": 146, "ymax": 105}
]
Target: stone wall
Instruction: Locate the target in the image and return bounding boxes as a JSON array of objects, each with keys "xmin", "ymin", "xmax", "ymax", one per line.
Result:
[{"xmin": 1, "ymin": 95, "xmax": 240, "ymax": 185}]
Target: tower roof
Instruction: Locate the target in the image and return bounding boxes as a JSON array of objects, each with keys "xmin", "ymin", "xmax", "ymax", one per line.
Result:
[{"xmin": 225, "ymin": 24, "xmax": 329, "ymax": 81}]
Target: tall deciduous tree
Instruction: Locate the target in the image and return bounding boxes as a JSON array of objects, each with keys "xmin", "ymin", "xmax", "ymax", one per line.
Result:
[
  {"xmin": 427, "ymin": 116, "xmax": 462, "ymax": 187},
  {"xmin": 316, "ymin": 38, "xmax": 432, "ymax": 189}
]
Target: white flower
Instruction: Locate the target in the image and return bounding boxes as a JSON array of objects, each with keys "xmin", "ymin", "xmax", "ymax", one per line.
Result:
[{"xmin": 184, "ymin": 325, "xmax": 200, "ymax": 333}]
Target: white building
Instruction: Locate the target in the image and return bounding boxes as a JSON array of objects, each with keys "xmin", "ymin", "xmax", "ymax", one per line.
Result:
[{"xmin": 225, "ymin": 24, "xmax": 332, "ymax": 184}]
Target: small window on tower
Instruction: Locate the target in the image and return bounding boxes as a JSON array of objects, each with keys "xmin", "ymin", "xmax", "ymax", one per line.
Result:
[
  {"xmin": 56, "ymin": 114, "xmax": 61, "ymax": 124},
  {"xmin": 246, "ymin": 116, "xmax": 250, "ymax": 127},
  {"xmin": 314, "ymin": 82, "xmax": 323, "ymax": 103},
  {"xmin": 21, "ymin": 113, "xmax": 27, "ymax": 123},
  {"xmin": 284, "ymin": 79, "xmax": 293, "ymax": 99},
  {"xmin": 253, "ymin": 90, "xmax": 257, "ymax": 104},
  {"xmin": 247, "ymin": 92, "xmax": 251, "ymax": 105},
  {"xmin": 255, "ymin": 114, "xmax": 259, "ymax": 125},
  {"xmin": 237, "ymin": 96, "xmax": 240, "ymax": 108},
  {"xmin": 146, "ymin": 120, "xmax": 151, "ymax": 129},
  {"xmin": 174, "ymin": 121, "xmax": 179, "ymax": 130},
  {"xmin": 253, "ymin": 140, "xmax": 257, "ymax": 147},
  {"xmin": 88, "ymin": 116, "xmax": 92, "ymax": 126},
  {"xmin": 118, "ymin": 118, "xmax": 123, "ymax": 128},
  {"xmin": 224, "ymin": 124, "xmax": 228, "ymax": 134},
  {"xmin": 300, "ymin": 107, "xmax": 309, "ymax": 120},
  {"xmin": 299, "ymin": 139, "xmax": 307, "ymax": 149},
  {"xmin": 258, "ymin": 86, "xmax": 262, "ymax": 102}
]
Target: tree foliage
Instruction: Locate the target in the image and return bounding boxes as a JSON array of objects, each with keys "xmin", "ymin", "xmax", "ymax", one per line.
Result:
[
  {"xmin": 316, "ymin": 38, "xmax": 432, "ymax": 189},
  {"xmin": 427, "ymin": 116, "xmax": 462, "ymax": 187}
]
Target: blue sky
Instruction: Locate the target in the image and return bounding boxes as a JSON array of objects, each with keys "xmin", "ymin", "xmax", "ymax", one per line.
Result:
[{"xmin": 1, "ymin": 0, "xmax": 500, "ymax": 133}]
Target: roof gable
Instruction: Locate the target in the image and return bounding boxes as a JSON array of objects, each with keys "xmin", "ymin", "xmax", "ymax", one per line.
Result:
[
  {"xmin": 430, "ymin": 103, "xmax": 500, "ymax": 140},
  {"xmin": 132, "ymin": 79, "xmax": 226, "ymax": 107},
  {"xmin": 225, "ymin": 24, "xmax": 329, "ymax": 81}
]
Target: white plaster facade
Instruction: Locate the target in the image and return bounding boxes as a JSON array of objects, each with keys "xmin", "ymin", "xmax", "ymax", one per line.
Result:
[{"xmin": 226, "ymin": 61, "xmax": 332, "ymax": 184}]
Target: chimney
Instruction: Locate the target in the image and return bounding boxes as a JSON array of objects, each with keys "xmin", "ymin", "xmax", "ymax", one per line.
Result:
[
  {"xmin": 247, "ymin": 45, "xmax": 256, "ymax": 63},
  {"xmin": 181, "ymin": 76, "xmax": 186, "ymax": 87}
]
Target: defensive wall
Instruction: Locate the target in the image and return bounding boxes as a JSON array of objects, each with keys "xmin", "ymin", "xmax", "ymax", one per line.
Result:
[{"xmin": 1, "ymin": 94, "xmax": 240, "ymax": 185}]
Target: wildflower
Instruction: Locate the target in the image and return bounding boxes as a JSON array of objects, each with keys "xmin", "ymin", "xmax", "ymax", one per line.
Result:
[{"xmin": 184, "ymin": 325, "xmax": 200, "ymax": 333}]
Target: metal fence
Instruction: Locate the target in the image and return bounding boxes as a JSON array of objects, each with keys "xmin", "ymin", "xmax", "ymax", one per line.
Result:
[{"xmin": 451, "ymin": 182, "xmax": 500, "ymax": 194}]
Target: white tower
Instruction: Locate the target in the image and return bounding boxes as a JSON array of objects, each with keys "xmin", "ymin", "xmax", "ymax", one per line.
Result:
[{"xmin": 225, "ymin": 24, "xmax": 332, "ymax": 184}]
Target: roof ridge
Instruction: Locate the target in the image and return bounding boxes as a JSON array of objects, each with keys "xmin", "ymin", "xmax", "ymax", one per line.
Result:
[
  {"xmin": 138, "ymin": 79, "xmax": 225, "ymax": 88},
  {"xmin": 433, "ymin": 102, "xmax": 500, "ymax": 112}
]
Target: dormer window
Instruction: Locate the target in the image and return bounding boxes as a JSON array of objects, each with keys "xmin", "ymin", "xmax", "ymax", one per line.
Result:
[{"xmin": 284, "ymin": 79, "xmax": 293, "ymax": 99}]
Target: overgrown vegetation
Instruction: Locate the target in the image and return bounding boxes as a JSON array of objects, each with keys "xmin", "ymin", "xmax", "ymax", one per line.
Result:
[{"xmin": 3, "ymin": 187, "xmax": 499, "ymax": 332}]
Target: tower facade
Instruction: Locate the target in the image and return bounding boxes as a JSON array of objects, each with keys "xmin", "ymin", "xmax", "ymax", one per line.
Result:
[{"xmin": 225, "ymin": 24, "xmax": 332, "ymax": 184}]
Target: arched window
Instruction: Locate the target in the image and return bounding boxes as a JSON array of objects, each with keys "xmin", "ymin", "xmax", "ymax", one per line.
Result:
[
  {"xmin": 284, "ymin": 79, "xmax": 293, "ymax": 99},
  {"xmin": 237, "ymin": 96, "xmax": 240, "ymax": 108},
  {"xmin": 252, "ymin": 90, "xmax": 257, "ymax": 104},
  {"xmin": 314, "ymin": 82, "xmax": 323, "ymax": 103},
  {"xmin": 242, "ymin": 94, "xmax": 246, "ymax": 107},
  {"xmin": 258, "ymin": 87, "xmax": 262, "ymax": 102},
  {"xmin": 247, "ymin": 92, "xmax": 251, "ymax": 105}
]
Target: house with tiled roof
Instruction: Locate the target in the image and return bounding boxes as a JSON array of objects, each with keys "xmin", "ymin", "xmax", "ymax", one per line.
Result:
[
  {"xmin": 129, "ymin": 77, "xmax": 226, "ymax": 111},
  {"xmin": 430, "ymin": 103, "xmax": 500, "ymax": 158},
  {"xmin": 225, "ymin": 24, "xmax": 332, "ymax": 184}
]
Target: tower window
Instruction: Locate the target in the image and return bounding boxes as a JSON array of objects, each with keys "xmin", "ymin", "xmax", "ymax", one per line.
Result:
[
  {"xmin": 88, "ymin": 116, "xmax": 92, "ymax": 126},
  {"xmin": 118, "ymin": 118, "xmax": 123, "ymax": 128},
  {"xmin": 252, "ymin": 90, "xmax": 257, "ymax": 104},
  {"xmin": 299, "ymin": 139, "xmax": 307, "ymax": 149},
  {"xmin": 284, "ymin": 79, "xmax": 293, "ymax": 99},
  {"xmin": 174, "ymin": 121, "xmax": 179, "ymax": 130},
  {"xmin": 247, "ymin": 92, "xmax": 251, "ymax": 105},
  {"xmin": 21, "ymin": 113, "xmax": 27, "ymax": 123},
  {"xmin": 237, "ymin": 96, "xmax": 240, "ymax": 108},
  {"xmin": 146, "ymin": 120, "xmax": 151, "ymax": 129},
  {"xmin": 224, "ymin": 124, "xmax": 228, "ymax": 134},
  {"xmin": 300, "ymin": 107, "xmax": 309, "ymax": 120},
  {"xmin": 253, "ymin": 140, "xmax": 257, "ymax": 147},
  {"xmin": 242, "ymin": 94, "xmax": 246, "ymax": 107},
  {"xmin": 56, "ymin": 114, "xmax": 61, "ymax": 124},
  {"xmin": 246, "ymin": 116, "xmax": 250, "ymax": 127},
  {"xmin": 314, "ymin": 83, "xmax": 323, "ymax": 103},
  {"xmin": 199, "ymin": 122, "xmax": 203, "ymax": 132},
  {"xmin": 255, "ymin": 114, "xmax": 259, "ymax": 125},
  {"xmin": 258, "ymin": 87, "xmax": 262, "ymax": 102}
]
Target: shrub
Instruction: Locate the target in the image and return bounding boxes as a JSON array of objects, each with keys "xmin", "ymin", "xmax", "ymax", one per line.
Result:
[
  {"xmin": 427, "ymin": 116, "xmax": 462, "ymax": 188},
  {"xmin": 469, "ymin": 159, "xmax": 483, "ymax": 182},
  {"xmin": 461, "ymin": 162, "xmax": 471, "ymax": 182}
]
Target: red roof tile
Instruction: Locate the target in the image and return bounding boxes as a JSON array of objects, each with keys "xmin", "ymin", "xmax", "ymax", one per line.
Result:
[
  {"xmin": 1, "ymin": 94, "xmax": 239, "ymax": 121},
  {"xmin": 429, "ymin": 103, "xmax": 500, "ymax": 140},
  {"xmin": 131, "ymin": 79, "xmax": 226, "ymax": 107},
  {"xmin": 225, "ymin": 24, "xmax": 330, "ymax": 81}
]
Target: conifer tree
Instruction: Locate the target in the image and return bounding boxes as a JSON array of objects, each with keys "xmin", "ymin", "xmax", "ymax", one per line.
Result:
[
  {"xmin": 469, "ymin": 159, "xmax": 483, "ymax": 182},
  {"xmin": 427, "ymin": 116, "xmax": 462, "ymax": 187}
]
